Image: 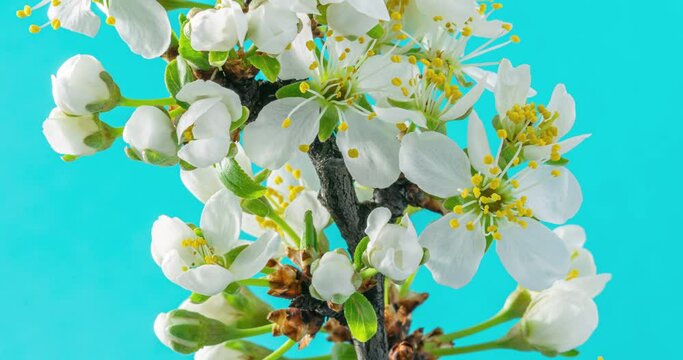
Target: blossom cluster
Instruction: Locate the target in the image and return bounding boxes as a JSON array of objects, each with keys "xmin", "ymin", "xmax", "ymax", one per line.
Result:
[{"xmin": 34, "ymin": 0, "xmax": 610, "ymax": 358}]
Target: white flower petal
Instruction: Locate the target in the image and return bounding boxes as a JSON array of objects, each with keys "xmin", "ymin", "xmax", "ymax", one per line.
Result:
[
  {"xmin": 548, "ymin": 84, "xmax": 576, "ymax": 138},
  {"xmin": 494, "ymin": 59, "xmax": 531, "ymax": 118},
  {"xmin": 176, "ymin": 80, "xmax": 243, "ymax": 121},
  {"xmin": 517, "ymin": 166, "xmax": 582, "ymax": 224},
  {"xmin": 415, "ymin": 0, "xmax": 476, "ymax": 25},
  {"xmin": 467, "ymin": 111, "xmax": 495, "ymax": 174},
  {"xmin": 229, "ymin": 232, "xmax": 281, "ymax": 280},
  {"xmin": 123, "ymin": 106, "xmax": 177, "ymax": 156},
  {"xmin": 200, "ymin": 189, "xmax": 242, "ymax": 254},
  {"xmin": 497, "ymin": 219, "xmax": 570, "ymax": 291},
  {"xmin": 181, "ymin": 166, "xmax": 223, "ymax": 203},
  {"xmin": 277, "ymin": 15, "xmax": 316, "ymax": 80},
  {"xmin": 151, "ymin": 215, "xmax": 196, "ymax": 266},
  {"xmin": 48, "ymin": 0, "xmax": 101, "ymax": 37},
  {"xmin": 247, "ymin": 3, "xmax": 299, "ymax": 54},
  {"xmin": 345, "ymin": 0, "xmax": 390, "ymax": 20},
  {"xmin": 554, "ymin": 225, "xmax": 586, "ymax": 250},
  {"xmin": 365, "ymin": 207, "xmax": 392, "ymax": 241},
  {"xmin": 419, "ymin": 213, "xmax": 486, "ymax": 289},
  {"xmin": 42, "ymin": 109, "xmax": 98, "ymax": 156},
  {"xmin": 337, "ymin": 110, "xmax": 400, "ymax": 188},
  {"xmin": 178, "ymin": 138, "xmax": 231, "ymax": 168},
  {"xmin": 109, "ymin": 0, "xmax": 172, "ymax": 59},
  {"xmin": 168, "ymin": 257, "xmax": 235, "ymax": 296},
  {"xmin": 373, "ymin": 106, "xmax": 427, "ymax": 128},
  {"xmin": 441, "ymin": 81, "xmax": 485, "ymax": 121},
  {"xmin": 523, "ymin": 134, "xmax": 591, "ymax": 161},
  {"xmin": 243, "ymin": 98, "xmax": 320, "ymax": 170},
  {"xmin": 326, "ymin": 2, "xmax": 379, "ymax": 36},
  {"xmin": 399, "ymin": 131, "xmax": 470, "ymax": 198},
  {"xmin": 554, "ymin": 274, "xmax": 612, "ymax": 298}
]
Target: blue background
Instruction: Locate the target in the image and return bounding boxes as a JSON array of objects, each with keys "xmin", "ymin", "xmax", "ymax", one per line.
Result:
[{"xmin": 0, "ymin": 0, "xmax": 678, "ymax": 358}]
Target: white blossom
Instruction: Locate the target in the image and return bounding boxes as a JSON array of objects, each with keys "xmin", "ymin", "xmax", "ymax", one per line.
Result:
[
  {"xmin": 151, "ymin": 189, "xmax": 281, "ymax": 296},
  {"xmin": 309, "ymin": 250, "xmax": 359, "ymax": 304},
  {"xmin": 188, "ymin": 2, "xmax": 247, "ymax": 52},
  {"xmin": 247, "ymin": 1, "xmax": 300, "ymax": 55},
  {"xmin": 244, "ymin": 35, "xmax": 417, "ymax": 188},
  {"xmin": 521, "ymin": 274, "xmax": 611, "ymax": 353},
  {"xmin": 42, "ymin": 108, "xmax": 104, "ymax": 156},
  {"xmin": 123, "ymin": 106, "xmax": 178, "ymax": 166},
  {"xmin": 400, "ymin": 112, "xmax": 582, "ymax": 290},
  {"xmin": 175, "ymin": 81, "xmax": 244, "ymax": 169},
  {"xmin": 51, "ymin": 54, "xmax": 117, "ymax": 116},
  {"xmin": 364, "ymin": 207, "xmax": 422, "ymax": 281}
]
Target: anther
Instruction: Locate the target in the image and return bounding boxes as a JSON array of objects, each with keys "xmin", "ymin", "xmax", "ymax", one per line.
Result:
[
  {"xmin": 449, "ymin": 218, "xmax": 460, "ymax": 229},
  {"xmin": 281, "ymin": 117, "xmax": 292, "ymax": 129},
  {"xmin": 347, "ymin": 148, "xmax": 360, "ymax": 158},
  {"xmin": 106, "ymin": 16, "xmax": 116, "ymax": 25},
  {"xmin": 298, "ymin": 144, "xmax": 310, "ymax": 153}
]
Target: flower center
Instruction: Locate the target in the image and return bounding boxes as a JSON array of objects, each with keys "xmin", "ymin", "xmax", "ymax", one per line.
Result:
[
  {"xmin": 180, "ymin": 237, "xmax": 222, "ymax": 270},
  {"xmin": 505, "ymin": 103, "xmax": 560, "ymax": 148}
]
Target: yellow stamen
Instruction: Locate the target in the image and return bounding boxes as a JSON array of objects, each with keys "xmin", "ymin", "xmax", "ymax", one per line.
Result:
[
  {"xmin": 529, "ymin": 161, "xmax": 539, "ymax": 169},
  {"xmin": 466, "ymin": 222, "xmax": 475, "ymax": 231},
  {"xmin": 29, "ymin": 24, "xmax": 41, "ymax": 34},
  {"xmin": 348, "ymin": 148, "xmax": 359, "ymax": 158},
  {"xmin": 106, "ymin": 16, "xmax": 116, "ymax": 25},
  {"xmin": 497, "ymin": 129, "xmax": 508, "ymax": 139},
  {"xmin": 24, "ymin": 5, "xmax": 32, "ymax": 16},
  {"xmin": 449, "ymin": 218, "xmax": 460, "ymax": 229},
  {"xmin": 51, "ymin": 18, "xmax": 60, "ymax": 30},
  {"xmin": 281, "ymin": 117, "xmax": 292, "ymax": 129},
  {"xmin": 274, "ymin": 176, "xmax": 284, "ymax": 185},
  {"xmin": 391, "ymin": 12, "xmax": 402, "ymax": 21},
  {"xmin": 298, "ymin": 144, "xmax": 310, "ymax": 153},
  {"xmin": 338, "ymin": 121, "xmax": 349, "ymax": 132},
  {"xmin": 483, "ymin": 155, "xmax": 494, "ymax": 165},
  {"xmin": 510, "ymin": 35, "xmax": 521, "ymax": 43},
  {"xmin": 299, "ymin": 82, "xmax": 310, "ymax": 93},
  {"xmin": 551, "ymin": 169, "xmax": 562, "ymax": 177}
]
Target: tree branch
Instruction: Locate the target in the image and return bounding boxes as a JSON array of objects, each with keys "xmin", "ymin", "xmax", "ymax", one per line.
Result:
[{"xmin": 308, "ymin": 139, "xmax": 389, "ymax": 360}]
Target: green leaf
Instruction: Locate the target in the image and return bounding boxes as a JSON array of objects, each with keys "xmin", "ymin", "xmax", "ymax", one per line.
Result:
[
  {"xmin": 218, "ymin": 159, "xmax": 267, "ymax": 199},
  {"xmin": 318, "ymin": 106, "xmax": 339, "ymax": 142},
  {"xmin": 223, "ymin": 244, "xmax": 249, "ymax": 268},
  {"xmin": 367, "ymin": 24, "xmax": 385, "ymax": 39},
  {"xmin": 178, "ymin": 14, "xmax": 211, "ymax": 70},
  {"xmin": 165, "ymin": 57, "xmax": 196, "ymax": 98},
  {"xmin": 209, "ymin": 51, "xmax": 229, "ymax": 67},
  {"xmin": 230, "ymin": 106, "xmax": 250, "ymax": 132},
  {"xmin": 343, "ymin": 292, "xmax": 378, "ymax": 343},
  {"xmin": 275, "ymin": 81, "xmax": 312, "ymax": 99},
  {"xmin": 189, "ymin": 293, "xmax": 211, "ymax": 304},
  {"xmin": 85, "ymin": 72, "xmax": 121, "ymax": 113},
  {"xmin": 247, "ymin": 54, "xmax": 281, "ymax": 82},
  {"xmin": 353, "ymin": 236, "xmax": 370, "ymax": 271},
  {"xmin": 443, "ymin": 196, "xmax": 464, "ymax": 211},
  {"xmin": 252, "ymin": 169, "xmax": 272, "ymax": 184},
  {"xmin": 331, "ymin": 343, "xmax": 357, "ymax": 360},
  {"xmin": 302, "ymin": 210, "xmax": 318, "ymax": 253},
  {"xmin": 559, "ymin": 349, "xmax": 580, "ymax": 357}
]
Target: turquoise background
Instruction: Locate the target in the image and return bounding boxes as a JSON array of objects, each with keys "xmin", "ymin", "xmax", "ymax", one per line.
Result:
[{"xmin": 0, "ymin": 0, "xmax": 677, "ymax": 358}]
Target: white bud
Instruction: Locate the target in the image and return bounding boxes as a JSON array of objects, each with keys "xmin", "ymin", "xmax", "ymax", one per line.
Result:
[
  {"xmin": 153, "ymin": 310, "xmax": 231, "ymax": 354},
  {"xmin": 189, "ymin": 3, "xmax": 247, "ymax": 52},
  {"xmin": 51, "ymin": 54, "xmax": 119, "ymax": 116},
  {"xmin": 42, "ymin": 108, "xmax": 113, "ymax": 156},
  {"xmin": 195, "ymin": 345, "xmax": 244, "ymax": 360},
  {"xmin": 310, "ymin": 250, "xmax": 359, "ymax": 304},
  {"xmin": 521, "ymin": 288, "xmax": 598, "ymax": 353},
  {"xmin": 123, "ymin": 106, "xmax": 178, "ymax": 166},
  {"xmin": 365, "ymin": 207, "xmax": 423, "ymax": 281}
]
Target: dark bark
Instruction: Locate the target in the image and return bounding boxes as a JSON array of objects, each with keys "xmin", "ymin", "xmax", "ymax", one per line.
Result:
[{"xmin": 309, "ymin": 139, "xmax": 389, "ymax": 360}]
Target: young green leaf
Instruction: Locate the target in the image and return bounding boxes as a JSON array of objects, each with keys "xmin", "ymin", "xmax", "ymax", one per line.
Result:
[
  {"xmin": 318, "ymin": 106, "xmax": 339, "ymax": 142},
  {"xmin": 302, "ymin": 210, "xmax": 318, "ymax": 253},
  {"xmin": 343, "ymin": 292, "xmax": 378, "ymax": 343},
  {"xmin": 331, "ymin": 343, "xmax": 357, "ymax": 360},
  {"xmin": 209, "ymin": 51, "xmax": 229, "ymax": 68},
  {"xmin": 165, "ymin": 57, "xmax": 196, "ymax": 98},
  {"xmin": 218, "ymin": 159, "xmax": 267, "ymax": 199},
  {"xmin": 178, "ymin": 14, "xmax": 211, "ymax": 70},
  {"xmin": 275, "ymin": 81, "xmax": 312, "ymax": 99},
  {"xmin": 247, "ymin": 54, "xmax": 281, "ymax": 82},
  {"xmin": 353, "ymin": 236, "xmax": 370, "ymax": 271}
]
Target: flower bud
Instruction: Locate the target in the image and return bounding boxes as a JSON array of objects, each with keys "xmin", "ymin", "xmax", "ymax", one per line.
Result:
[
  {"xmin": 42, "ymin": 108, "xmax": 117, "ymax": 157},
  {"xmin": 51, "ymin": 54, "xmax": 120, "ymax": 116},
  {"xmin": 268, "ymin": 308, "xmax": 324, "ymax": 343},
  {"xmin": 153, "ymin": 309, "xmax": 232, "ymax": 354},
  {"xmin": 519, "ymin": 288, "xmax": 598, "ymax": 354},
  {"xmin": 123, "ymin": 106, "xmax": 178, "ymax": 166},
  {"xmin": 364, "ymin": 207, "xmax": 423, "ymax": 282},
  {"xmin": 180, "ymin": 287, "xmax": 273, "ymax": 330},
  {"xmin": 188, "ymin": 3, "xmax": 247, "ymax": 52},
  {"xmin": 309, "ymin": 250, "xmax": 360, "ymax": 304},
  {"xmin": 196, "ymin": 340, "xmax": 273, "ymax": 360}
]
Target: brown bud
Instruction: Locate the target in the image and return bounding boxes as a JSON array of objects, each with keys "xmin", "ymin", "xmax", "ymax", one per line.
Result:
[
  {"xmin": 267, "ymin": 264, "xmax": 303, "ymax": 299},
  {"xmin": 398, "ymin": 292, "xmax": 429, "ymax": 314},
  {"xmin": 389, "ymin": 341, "xmax": 415, "ymax": 360},
  {"xmin": 285, "ymin": 248, "xmax": 315, "ymax": 275},
  {"xmin": 268, "ymin": 308, "xmax": 324, "ymax": 349},
  {"xmin": 323, "ymin": 318, "xmax": 352, "ymax": 343}
]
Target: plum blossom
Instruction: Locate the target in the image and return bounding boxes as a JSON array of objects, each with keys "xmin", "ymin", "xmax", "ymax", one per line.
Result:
[
  {"xmin": 400, "ymin": 112, "xmax": 582, "ymax": 290},
  {"xmin": 151, "ymin": 189, "xmax": 281, "ymax": 296}
]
